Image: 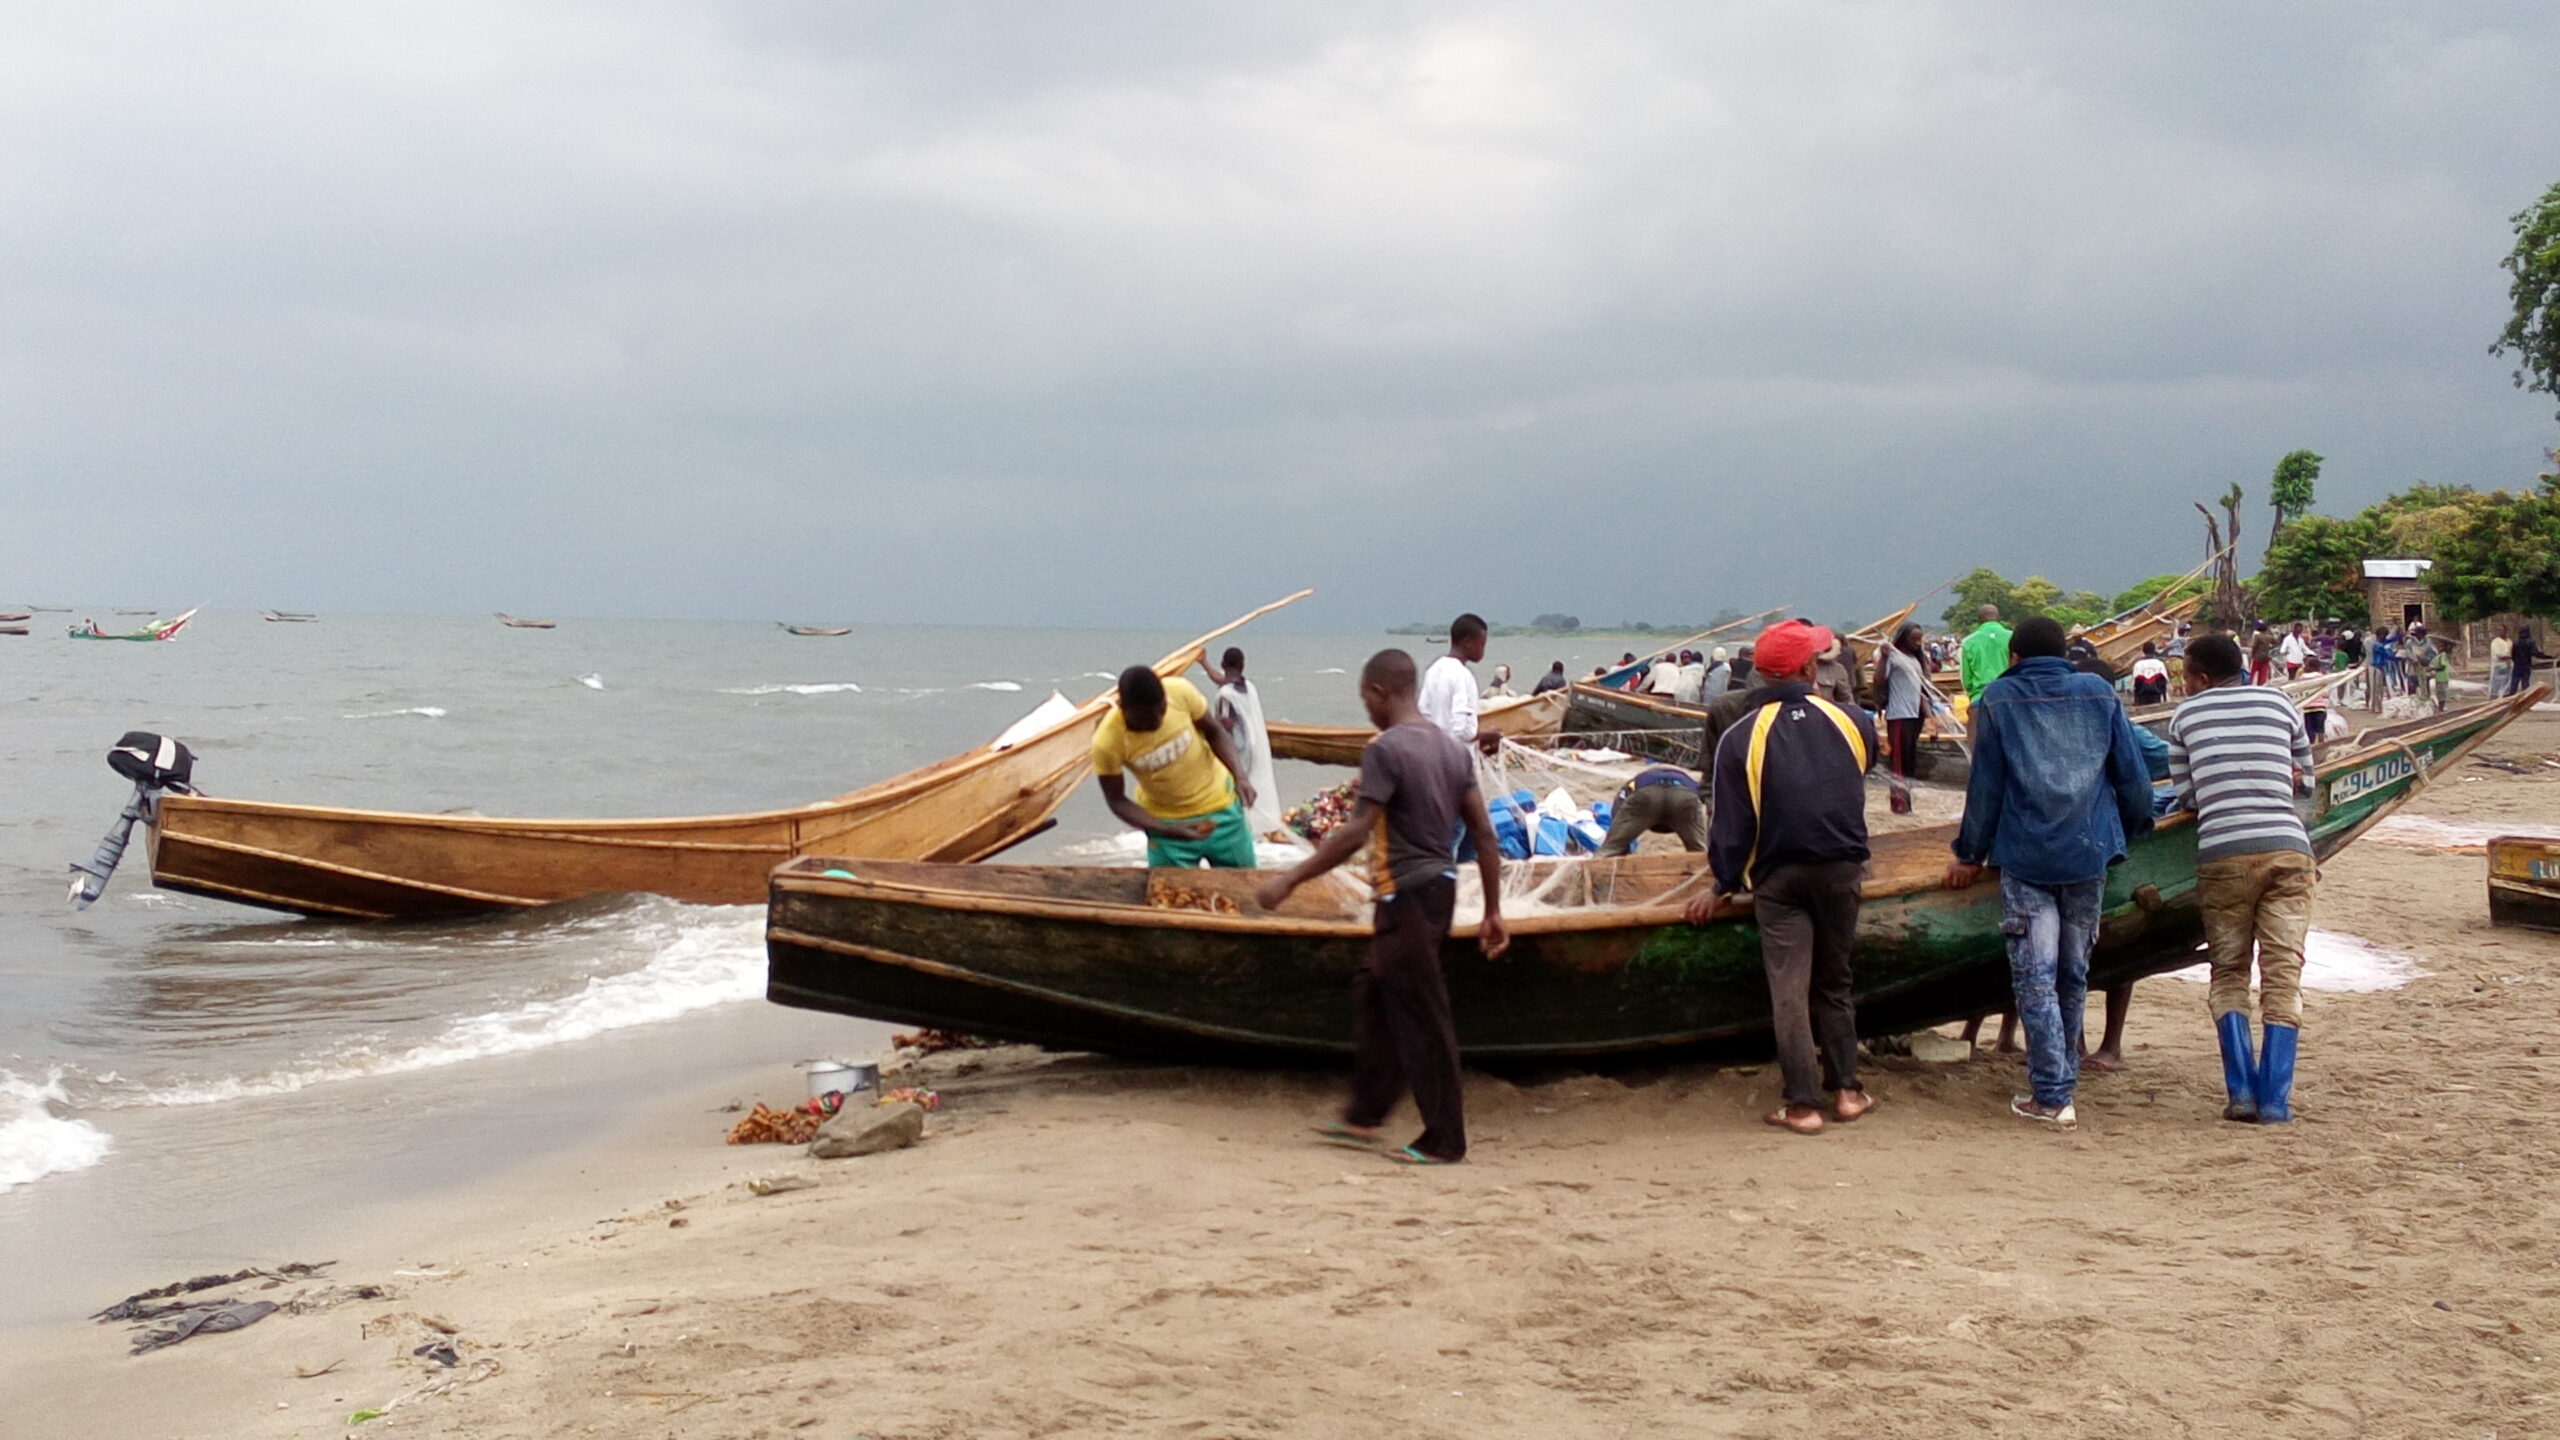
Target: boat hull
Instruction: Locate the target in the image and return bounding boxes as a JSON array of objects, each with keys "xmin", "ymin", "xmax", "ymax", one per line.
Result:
[
  {"xmin": 766, "ymin": 691, "xmax": 2539, "ymax": 1065},
  {"xmin": 2488, "ymin": 834, "xmax": 2560, "ymax": 933},
  {"xmin": 1267, "ymin": 689, "xmax": 1567, "ymax": 767}
]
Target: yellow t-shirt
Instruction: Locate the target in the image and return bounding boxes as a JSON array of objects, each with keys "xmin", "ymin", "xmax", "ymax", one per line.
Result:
[{"xmin": 1091, "ymin": 677, "xmax": 1235, "ymax": 819}]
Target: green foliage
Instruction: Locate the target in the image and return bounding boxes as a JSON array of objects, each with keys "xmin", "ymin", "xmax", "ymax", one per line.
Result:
[
  {"xmin": 2269, "ymin": 450, "xmax": 2322, "ymax": 527},
  {"xmin": 2257, "ymin": 513, "xmax": 2377, "ymax": 623},
  {"xmin": 1528, "ymin": 613, "xmax": 1581, "ymax": 631},
  {"xmin": 2428, "ymin": 467, "xmax": 2560, "ymax": 623},
  {"xmin": 1940, "ymin": 568, "xmax": 2106, "ymax": 629},
  {"xmin": 2495, "ymin": 181, "xmax": 2560, "ymax": 423},
  {"xmin": 1942, "ymin": 567, "xmax": 2015, "ymax": 630}
]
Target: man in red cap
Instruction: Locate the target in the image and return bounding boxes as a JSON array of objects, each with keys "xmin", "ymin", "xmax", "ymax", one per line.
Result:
[{"xmin": 1684, "ymin": 619, "xmax": 1880, "ymax": 1134}]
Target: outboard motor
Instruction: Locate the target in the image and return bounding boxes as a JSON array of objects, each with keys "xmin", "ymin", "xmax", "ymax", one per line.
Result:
[{"xmin": 68, "ymin": 732, "xmax": 198, "ymax": 910}]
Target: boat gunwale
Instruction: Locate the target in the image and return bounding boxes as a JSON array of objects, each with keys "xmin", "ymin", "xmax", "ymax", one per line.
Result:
[{"xmin": 772, "ymin": 688, "xmax": 2541, "ymax": 938}]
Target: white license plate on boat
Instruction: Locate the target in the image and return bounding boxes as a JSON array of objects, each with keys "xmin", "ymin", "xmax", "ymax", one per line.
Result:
[{"xmin": 2328, "ymin": 753, "xmax": 2416, "ymax": 808}]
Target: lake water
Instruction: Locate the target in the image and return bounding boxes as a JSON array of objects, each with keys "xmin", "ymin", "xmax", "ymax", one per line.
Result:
[{"xmin": 1, "ymin": 610, "xmax": 1614, "ymax": 1218}]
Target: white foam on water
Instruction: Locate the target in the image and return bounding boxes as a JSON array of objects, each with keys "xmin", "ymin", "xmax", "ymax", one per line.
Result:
[
  {"xmin": 2165, "ymin": 928, "xmax": 2426, "ymax": 993},
  {"xmin": 120, "ymin": 904, "xmax": 766, "ymax": 1108},
  {"xmin": 577, "ymin": 673, "xmax": 605, "ymax": 690},
  {"xmin": 1315, "ymin": 667, "xmax": 1348, "ymax": 675},
  {"xmin": 721, "ymin": 682, "xmax": 863, "ymax": 696},
  {"xmin": 968, "ymin": 681, "xmax": 1024, "ymax": 692},
  {"xmin": 0, "ymin": 1070, "xmax": 113, "ymax": 1191},
  {"xmin": 342, "ymin": 707, "xmax": 448, "ymax": 720}
]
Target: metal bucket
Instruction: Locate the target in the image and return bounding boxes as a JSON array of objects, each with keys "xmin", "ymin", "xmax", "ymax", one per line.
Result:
[{"xmin": 804, "ymin": 1059, "xmax": 878, "ymax": 1100}]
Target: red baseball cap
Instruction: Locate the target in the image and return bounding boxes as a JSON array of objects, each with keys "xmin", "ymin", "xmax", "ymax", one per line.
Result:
[{"xmin": 1752, "ymin": 620, "xmax": 1833, "ymax": 680}]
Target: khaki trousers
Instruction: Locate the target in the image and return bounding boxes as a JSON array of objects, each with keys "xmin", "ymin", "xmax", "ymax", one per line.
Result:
[{"xmin": 2197, "ymin": 850, "xmax": 2314, "ymax": 1028}]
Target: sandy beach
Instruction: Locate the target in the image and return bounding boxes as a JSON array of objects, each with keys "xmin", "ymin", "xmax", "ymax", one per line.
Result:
[{"xmin": 8, "ymin": 712, "xmax": 2557, "ymax": 1440}]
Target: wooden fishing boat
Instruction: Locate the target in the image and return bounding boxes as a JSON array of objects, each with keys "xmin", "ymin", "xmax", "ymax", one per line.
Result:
[
  {"xmin": 2488, "ymin": 834, "xmax": 2560, "ymax": 932},
  {"xmin": 69, "ymin": 608, "xmax": 197, "ymax": 642},
  {"xmin": 494, "ymin": 613, "xmax": 557, "ymax": 629},
  {"xmin": 765, "ymin": 687, "xmax": 2543, "ymax": 1064},
  {"xmin": 145, "ymin": 594, "xmax": 1311, "ymax": 919},
  {"xmin": 1266, "ymin": 689, "xmax": 1570, "ymax": 767},
  {"xmin": 262, "ymin": 611, "xmax": 318, "ymax": 623},
  {"xmin": 0, "ymin": 611, "xmax": 28, "ymax": 623},
  {"xmin": 0, "ymin": 627, "xmax": 26, "ymax": 637},
  {"xmin": 781, "ymin": 623, "xmax": 853, "ymax": 637}
]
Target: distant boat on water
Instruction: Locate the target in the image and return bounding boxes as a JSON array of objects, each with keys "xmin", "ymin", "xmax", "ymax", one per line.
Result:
[
  {"xmin": 71, "ymin": 608, "xmax": 198, "ymax": 642},
  {"xmin": 780, "ymin": 623, "xmax": 853, "ymax": 637},
  {"xmin": 114, "ymin": 608, "xmax": 157, "ymax": 616},
  {"xmin": 494, "ymin": 613, "xmax": 557, "ymax": 629},
  {"xmin": 0, "ymin": 612, "xmax": 28, "ymax": 624},
  {"xmin": 0, "ymin": 626, "xmax": 26, "ymax": 637},
  {"xmin": 262, "ymin": 610, "xmax": 318, "ymax": 623}
]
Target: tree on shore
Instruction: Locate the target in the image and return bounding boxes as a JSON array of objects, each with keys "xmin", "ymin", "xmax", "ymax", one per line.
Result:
[
  {"xmin": 2494, "ymin": 182, "xmax": 2560, "ymax": 423},
  {"xmin": 2266, "ymin": 449, "xmax": 2322, "ymax": 557},
  {"xmin": 2427, "ymin": 459, "xmax": 2560, "ymax": 624}
]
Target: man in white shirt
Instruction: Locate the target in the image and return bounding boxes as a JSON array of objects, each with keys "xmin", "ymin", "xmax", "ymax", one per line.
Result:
[
  {"xmin": 2490, "ymin": 626, "xmax": 2514, "ymax": 698},
  {"xmin": 1643, "ymin": 651, "xmax": 1682, "ymax": 696},
  {"xmin": 2277, "ymin": 623, "xmax": 2310, "ymax": 681},
  {"xmin": 1419, "ymin": 613, "xmax": 1501, "ymax": 754}
]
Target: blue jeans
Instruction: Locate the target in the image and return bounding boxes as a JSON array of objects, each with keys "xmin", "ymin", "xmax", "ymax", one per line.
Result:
[{"xmin": 2000, "ymin": 873, "xmax": 2105, "ymax": 1107}]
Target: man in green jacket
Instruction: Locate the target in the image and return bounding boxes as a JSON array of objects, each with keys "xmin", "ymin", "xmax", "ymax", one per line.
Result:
[{"xmin": 1959, "ymin": 604, "xmax": 2014, "ymax": 707}]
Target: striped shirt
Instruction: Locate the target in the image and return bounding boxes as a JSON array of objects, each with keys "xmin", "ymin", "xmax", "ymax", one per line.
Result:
[{"xmin": 2165, "ymin": 682, "xmax": 2314, "ymax": 862}]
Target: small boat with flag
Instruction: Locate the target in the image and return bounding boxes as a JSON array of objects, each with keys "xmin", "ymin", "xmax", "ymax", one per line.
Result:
[
  {"xmin": 70, "ymin": 608, "xmax": 197, "ymax": 642},
  {"xmin": 763, "ymin": 687, "xmax": 2543, "ymax": 1065}
]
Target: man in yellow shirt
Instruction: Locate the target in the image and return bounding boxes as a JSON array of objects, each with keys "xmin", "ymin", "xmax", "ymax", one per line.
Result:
[{"xmin": 1092, "ymin": 666, "xmax": 1260, "ymax": 868}]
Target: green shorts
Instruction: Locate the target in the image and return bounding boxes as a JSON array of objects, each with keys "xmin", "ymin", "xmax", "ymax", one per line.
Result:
[{"xmin": 1146, "ymin": 798, "xmax": 1258, "ymax": 869}]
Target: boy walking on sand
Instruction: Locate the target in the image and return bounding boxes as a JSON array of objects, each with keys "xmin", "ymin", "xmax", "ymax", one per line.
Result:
[
  {"xmin": 1258, "ymin": 650, "xmax": 1509, "ymax": 1164},
  {"xmin": 2168, "ymin": 633, "xmax": 2316, "ymax": 1123}
]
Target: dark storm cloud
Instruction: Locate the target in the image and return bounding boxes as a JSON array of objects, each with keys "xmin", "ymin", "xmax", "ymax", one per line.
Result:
[{"xmin": 1, "ymin": 2, "xmax": 2552, "ymax": 629}]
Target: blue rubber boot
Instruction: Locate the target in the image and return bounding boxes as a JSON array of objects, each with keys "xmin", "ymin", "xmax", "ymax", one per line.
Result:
[
  {"xmin": 2215, "ymin": 1010, "xmax": 2257, "ymax": 1122},
  {"xmin": 2256, "ymin": 1023, "xmax": 2298, "ymax": 1125}
]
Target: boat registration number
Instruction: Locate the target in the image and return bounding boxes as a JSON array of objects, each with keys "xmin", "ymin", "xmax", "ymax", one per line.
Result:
[
  {"xmin": 2328, "ymin": 753, "xmax": 2417, "ymax": 808},
  {"xmin": 2534, "ymin": 859, "xmax": 2560, "ymax": 881}
]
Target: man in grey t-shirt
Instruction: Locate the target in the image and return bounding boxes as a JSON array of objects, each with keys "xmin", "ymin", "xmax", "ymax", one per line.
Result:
[{"xmin": 1258, "ymin": 649, "xmax": 1508, "ymax": 1164}]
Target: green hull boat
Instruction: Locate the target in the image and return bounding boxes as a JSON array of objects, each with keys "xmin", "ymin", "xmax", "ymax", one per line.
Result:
[{"xmin": 765, "ymin": 689, "xmax": 2544, "ymax": 1065}]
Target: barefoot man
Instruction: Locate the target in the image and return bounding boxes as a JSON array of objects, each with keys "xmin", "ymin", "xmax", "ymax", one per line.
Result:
[
  {"xmin": 1683, "ymin": 620, "xmax": 1879, "ymax": 1135},
  {"xmin": 1257, "ymin": 650, "xmax": 1509, "ymax": 1165}
]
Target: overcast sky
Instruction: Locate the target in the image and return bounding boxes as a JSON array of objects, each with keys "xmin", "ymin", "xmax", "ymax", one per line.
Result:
[{"xmin": 3, "ymin": 2, "xmax": 2554, "ymax": 631}]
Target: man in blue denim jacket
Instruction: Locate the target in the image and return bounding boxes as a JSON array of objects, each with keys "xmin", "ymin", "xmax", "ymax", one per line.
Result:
[{"xmin": 1943, "ymin": 617, "xmax": 2156, "ymax": 1128}]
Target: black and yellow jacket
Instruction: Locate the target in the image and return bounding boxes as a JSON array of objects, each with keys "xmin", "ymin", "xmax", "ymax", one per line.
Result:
[{"xmin": 1706, "ymin": 683, "xmax": 1876, "ymax": 893}]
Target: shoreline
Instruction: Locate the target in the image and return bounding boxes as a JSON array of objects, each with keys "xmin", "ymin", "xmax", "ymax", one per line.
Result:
[{"xmin": 3, "ymin": 719, "xmax": 2555, "ymax": 1437}]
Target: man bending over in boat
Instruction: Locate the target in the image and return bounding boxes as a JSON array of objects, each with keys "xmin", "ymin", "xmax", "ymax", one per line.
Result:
[
  {"xmin": 1684, "ymin": 619, "xmax": 1879, "ymax": 1135},
  {"xmin": 1093, "ymin": 667, "xmax": 1259, "ymax": 869},
  {"xmin": 1256, "ymin": 649, "xmax": 1509, "ymax": 1165}
]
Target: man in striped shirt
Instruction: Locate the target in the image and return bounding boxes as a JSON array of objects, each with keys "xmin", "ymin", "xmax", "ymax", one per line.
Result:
[{"xmin": 2167, "ymin": 633, "xmax": 2316, "ymax": 1124}]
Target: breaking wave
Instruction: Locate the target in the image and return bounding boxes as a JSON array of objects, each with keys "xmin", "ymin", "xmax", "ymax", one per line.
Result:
[
  {"xmin": 343, "ymin": 707, "xmax": 448, "ymax": 720},
  {"xmin": 968, "ymin": 681, "xmax": 1024, "ymax": 692},
  {"xmin": 721, "ymin": 682, "xmax": 863, "ymax": 696},
  {"xmin": 0, "ymin": 1070, "xmax": 113, "ymax": 1191},
  {"xmin": 120, "ymin": 902, "xmax": 765, "ymax": 1109}
]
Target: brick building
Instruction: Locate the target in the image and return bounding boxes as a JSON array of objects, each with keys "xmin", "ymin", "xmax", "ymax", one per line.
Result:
[{"xmin": 2361, "ymin": 558, "xmax": 2554, "ymax": 665}]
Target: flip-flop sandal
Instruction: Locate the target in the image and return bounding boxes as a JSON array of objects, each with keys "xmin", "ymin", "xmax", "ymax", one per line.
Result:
[
  {"xmin": 1311, "ymin": 1121, "xmax": 1382, "ymax": 1149},
  {"xmin": 1384, "ymin": 1145, "xmax": 1457, "ymax": 1165},
  {"xmin": 1832, "ymin": 1090, "xmax": 1878, "ymax": 1123},
  {"xmin": 1765, "ymin": 1107, "xmax": 1826, "ymax": 1135}
]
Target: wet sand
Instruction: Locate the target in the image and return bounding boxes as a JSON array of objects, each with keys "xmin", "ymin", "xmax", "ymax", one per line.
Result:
[{"xmin": 7, "ymin": 714, "xmax": 2557, "ymax": 1439}]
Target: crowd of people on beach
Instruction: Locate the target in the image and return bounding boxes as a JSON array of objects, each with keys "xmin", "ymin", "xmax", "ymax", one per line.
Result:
[{"xmin": 1078, "ymin": 601, "xmax": 2539, "ymax": 1163}]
